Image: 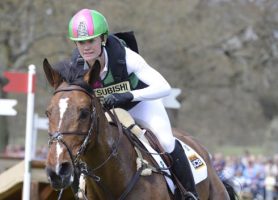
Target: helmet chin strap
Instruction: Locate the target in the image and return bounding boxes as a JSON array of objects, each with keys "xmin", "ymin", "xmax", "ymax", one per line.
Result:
[
  {"xmin": 98, "ymin": 44, "xmax": 105, "ymax": 58},
  {"xmin": 98, "ymin": 34, "xmax": 106, "ymax": 57},
  {"xmin": 93, "ymin": 43, "xmax": 105, "ymax": 70},
  {"xmin": 97, "ymin": 36, "xmax": 106, "ymax": 60}
]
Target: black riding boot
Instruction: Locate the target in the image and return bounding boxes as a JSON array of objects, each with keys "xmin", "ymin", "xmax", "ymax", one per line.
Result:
[{"xmin": 170, "ymin": 140, "xmax": 199, "ymax": 200}]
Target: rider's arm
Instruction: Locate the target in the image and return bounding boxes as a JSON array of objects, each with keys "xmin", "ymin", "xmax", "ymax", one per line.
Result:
[{"xmin": 125, "ymin": 47, "xmax": 171, "ymax": 101}]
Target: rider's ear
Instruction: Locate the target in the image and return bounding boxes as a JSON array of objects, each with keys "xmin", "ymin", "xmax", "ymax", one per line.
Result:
[
  {"xmin": 43, "ymin": 58, "xmax": 63, "ymax": 89},
  {"xmin": 84, "ymin": 60, "xmax": 101, "ymax": 86}
]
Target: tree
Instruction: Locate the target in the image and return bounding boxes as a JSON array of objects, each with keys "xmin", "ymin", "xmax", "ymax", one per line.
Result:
[{"xmin": 0, "ymin": 0, "xmax": 70, "ymax": 151}]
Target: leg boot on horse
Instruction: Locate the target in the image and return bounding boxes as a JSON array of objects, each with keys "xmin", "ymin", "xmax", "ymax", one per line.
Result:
[{"xmin": 170, "ymin": 140, "xmax": 199, "ymax": 200}]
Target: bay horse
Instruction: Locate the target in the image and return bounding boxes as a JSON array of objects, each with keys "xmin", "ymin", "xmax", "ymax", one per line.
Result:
[{"xmin": 43, "ymin": 58, "xmax": 237, "ymax": 200}]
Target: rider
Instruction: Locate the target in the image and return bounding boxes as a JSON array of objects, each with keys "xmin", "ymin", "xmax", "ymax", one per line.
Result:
[{"xmin": 68, "ymin": 8, "xmax": 199, "ymax": 199}]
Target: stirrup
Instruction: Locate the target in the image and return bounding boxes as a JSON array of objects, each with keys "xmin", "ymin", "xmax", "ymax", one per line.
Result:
[{"xmin": 184, "ymin": 191, "xmax": 199, "ymax": 200}]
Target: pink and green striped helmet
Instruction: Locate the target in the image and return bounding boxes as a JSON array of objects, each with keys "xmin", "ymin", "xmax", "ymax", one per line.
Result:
[{"xmin": 68, "ymin": 9, "xmax": 109, "ymax": 41}]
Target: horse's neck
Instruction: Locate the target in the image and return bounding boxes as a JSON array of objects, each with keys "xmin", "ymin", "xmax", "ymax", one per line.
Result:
[{"xmin": 86, "ymin": 108, "xmax": 137, "ymax": 193}]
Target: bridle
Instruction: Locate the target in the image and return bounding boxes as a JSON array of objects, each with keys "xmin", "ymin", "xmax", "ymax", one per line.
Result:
[
  {"xmin": 48, "ymin": 85, "xmax": 100, "ymax": 199},
  {"xmin": 48, "ymin": 85, "xmax": 98, "ymax": 160}
]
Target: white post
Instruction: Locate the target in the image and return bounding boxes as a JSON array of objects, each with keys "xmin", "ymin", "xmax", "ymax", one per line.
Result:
[
  {"xmin": 23, "ymin": 65, "xmax": 36, "ymax": 200},
  {"xmin": 32, "ymin": 113, "xmax": 38, "ymax": 159}
]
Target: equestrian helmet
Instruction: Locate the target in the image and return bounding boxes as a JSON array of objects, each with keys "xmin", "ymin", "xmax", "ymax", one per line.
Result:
[{"xmin": 68, "ymin": 9, "xmax": 109, "ymax": 41}]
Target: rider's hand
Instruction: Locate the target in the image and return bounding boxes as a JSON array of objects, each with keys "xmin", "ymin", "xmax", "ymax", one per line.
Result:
[{"xmin": 104, "ymin": 92, "xmax": 134, "ymax": 109}]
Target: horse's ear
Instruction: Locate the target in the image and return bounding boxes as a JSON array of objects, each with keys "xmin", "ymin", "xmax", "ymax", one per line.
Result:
[
  {"xmin": 43, "ymin": 58, "xmax": 63, "ymax": 89},
  {"xmin": 84, "ymin": 60, "xmax": 101, "ymax": 86}
]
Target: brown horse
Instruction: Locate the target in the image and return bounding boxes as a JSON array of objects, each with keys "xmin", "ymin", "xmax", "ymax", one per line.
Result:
[{"xmin": 43, "ymin": 58, "xmax": 237, "ymax": 200}]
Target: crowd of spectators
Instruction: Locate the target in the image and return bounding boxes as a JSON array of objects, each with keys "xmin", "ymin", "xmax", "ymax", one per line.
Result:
[{"xmin": 212, "ymin": 150, "xmax": 278, "ymax": 200}]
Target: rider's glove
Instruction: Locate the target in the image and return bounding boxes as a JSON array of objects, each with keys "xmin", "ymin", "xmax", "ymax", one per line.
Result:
[{"xmin": 104, "ymin": 92, "xmax": 134, "ymax": 109}]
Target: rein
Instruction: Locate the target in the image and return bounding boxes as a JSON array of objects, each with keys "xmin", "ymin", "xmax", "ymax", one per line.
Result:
[{"xmin": 47, "ymin": 85, "xmax": 146, "ymax": 200}]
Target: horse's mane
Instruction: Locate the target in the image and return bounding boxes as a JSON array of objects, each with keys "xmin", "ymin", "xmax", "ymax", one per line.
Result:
[{"xmin": 54, "ymin": 59, "xmax": 93, "ymax": 94}]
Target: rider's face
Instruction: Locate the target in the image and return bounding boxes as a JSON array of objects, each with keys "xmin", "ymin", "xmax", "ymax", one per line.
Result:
[{"xmin": 75, "ymin": 36, "xmax": 102, "ymax": 65}]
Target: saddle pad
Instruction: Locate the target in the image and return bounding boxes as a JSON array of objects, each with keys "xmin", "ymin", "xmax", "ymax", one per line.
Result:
[
  {"xmin": 138, "ymin": 137, "xmax": 208, "ymax": 194},
  {"xmin": 177, "ymin": 139, "xmax": 208, "ymax": 184},
  {"xmin": 139, "ymin": 139, "xmax": 176, "ymax": 194}
]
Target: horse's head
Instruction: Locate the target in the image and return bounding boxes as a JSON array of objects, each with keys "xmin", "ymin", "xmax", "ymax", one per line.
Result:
[{"xmin": 43, "ymin": 58, "xmax": 101, "ymax": 190}]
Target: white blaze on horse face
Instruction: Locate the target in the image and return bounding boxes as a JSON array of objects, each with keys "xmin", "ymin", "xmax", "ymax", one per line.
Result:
[
  {"xmin": 58, "ymin": 98, "xmax": 69, "ymax": 130},
  {"xmin": 56, "ymin": 142, "xmax": 63, "ymax": 174},
  {"xmin": 55, "ymin": 97, "xmax": 69, "ymax": 173}
]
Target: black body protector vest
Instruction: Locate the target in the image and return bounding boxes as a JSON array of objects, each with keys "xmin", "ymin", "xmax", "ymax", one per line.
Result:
[{"xmin": 72, "ymin": 31, "xmax": 148, "ymax": 110}]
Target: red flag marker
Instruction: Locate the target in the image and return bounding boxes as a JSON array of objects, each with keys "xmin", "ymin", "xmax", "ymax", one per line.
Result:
[{"xmin": 2, "ymin": 71, "xmax": 36, "ymax": 94}]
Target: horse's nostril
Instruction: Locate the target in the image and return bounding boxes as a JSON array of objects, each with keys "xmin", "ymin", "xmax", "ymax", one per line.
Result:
[
  {"xmin": 46, "ymin": 167, "xmax": 59, "ymax": 181},
  {"xmin": 59, "ymin": 162, "xmax": 72, "ymax": 176}
]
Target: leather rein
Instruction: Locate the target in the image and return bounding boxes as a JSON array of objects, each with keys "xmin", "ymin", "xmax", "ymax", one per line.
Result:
[{"xmin": 47, "ymin": 85, "xmax": 144, "ymax": 200}]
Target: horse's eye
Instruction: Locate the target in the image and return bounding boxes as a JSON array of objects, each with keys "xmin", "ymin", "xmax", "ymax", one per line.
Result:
[{"xmin": 79, "ymin": 108, "xmax": 90, "ymax": 120}]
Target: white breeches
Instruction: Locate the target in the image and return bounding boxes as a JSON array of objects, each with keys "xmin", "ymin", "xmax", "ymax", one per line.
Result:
[{"xmin": 128, "ymin": 99, "xmax": 176, "ymax": 153}]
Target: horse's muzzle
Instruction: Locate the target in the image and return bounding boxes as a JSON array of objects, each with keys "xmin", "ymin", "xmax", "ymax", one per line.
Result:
[{"xmin": 46, "ymin": 161, "xmax": 74, "ymax": 190}]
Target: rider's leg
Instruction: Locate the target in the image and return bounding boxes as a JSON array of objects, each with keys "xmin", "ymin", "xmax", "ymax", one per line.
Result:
[
  {"xmin": 128, "ymin": 100, "xmax": 199, "ymax": 199},
  {"xmin": 129, "ymin": 99, "xmax": 175, "ymax": 151},
  {"xmin": 170, "ymin": 140, "xmax": 199, "ymax": 199}
]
